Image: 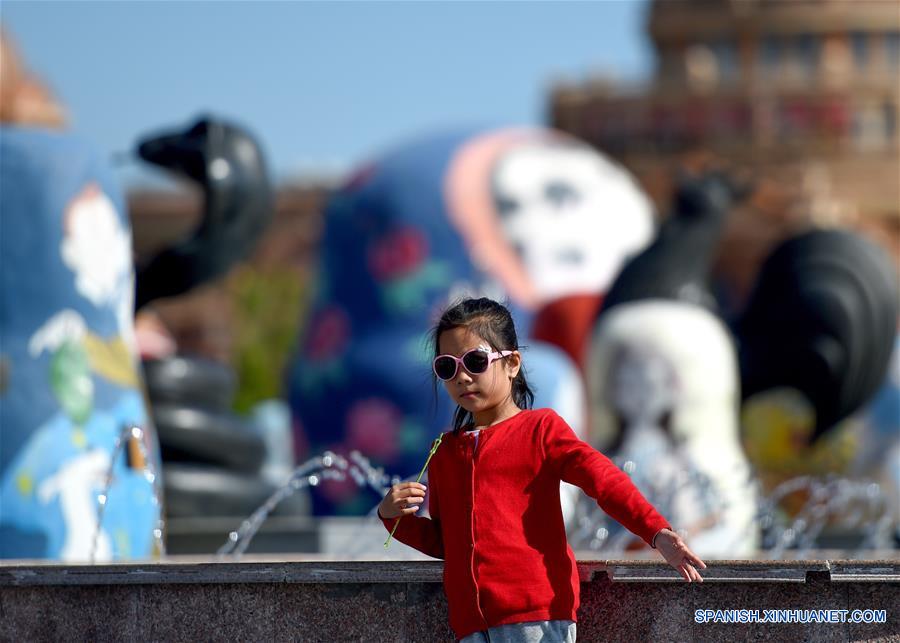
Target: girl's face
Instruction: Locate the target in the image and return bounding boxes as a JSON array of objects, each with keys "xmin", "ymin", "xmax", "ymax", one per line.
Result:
[{"xmin": 437, "ymin": 326, "xmax": 521, "ymax": 420}]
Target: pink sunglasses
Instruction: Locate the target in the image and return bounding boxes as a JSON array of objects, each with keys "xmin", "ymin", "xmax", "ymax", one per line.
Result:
[{"xmin": 433, "ymin": 347, "xmax": 513, "ymax": 381}]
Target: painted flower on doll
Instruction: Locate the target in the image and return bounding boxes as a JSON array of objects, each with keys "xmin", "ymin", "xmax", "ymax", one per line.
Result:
[
  {"xmin": 345, "ymin": 397, "xmax": 402, "ymax": 463},
  {"xmin": 368, "ymin": 227, "xmax": 429, "ymax": 283},
  {"xmin": 296, "ymin": 306, "xmax": 352, "ymax": 397},
  {"xmin": 305, "ymin": 306, "xmax": 351, "ymax": 363}
]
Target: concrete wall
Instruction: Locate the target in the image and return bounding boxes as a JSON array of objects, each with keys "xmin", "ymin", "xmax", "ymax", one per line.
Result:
[{"xmin": 1, "ymin": 559, "xmax": 898, "ymax": 642}]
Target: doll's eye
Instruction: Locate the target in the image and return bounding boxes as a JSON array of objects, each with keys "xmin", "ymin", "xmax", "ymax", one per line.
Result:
[
  {"xmin": 545, "ymin": 181, "xmax": 580, "ymax": 209},
  {"xmin": 496, "ymin": 195, "xmax": 520, "ymax": 218}
]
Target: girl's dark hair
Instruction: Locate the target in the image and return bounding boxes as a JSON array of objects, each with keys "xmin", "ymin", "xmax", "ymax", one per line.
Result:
[{"xmin": 430, "ymin": 297, "xmax": 535, "ymax": 431}]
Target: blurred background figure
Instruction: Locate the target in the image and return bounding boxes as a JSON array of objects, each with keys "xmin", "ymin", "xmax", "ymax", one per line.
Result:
[
  {"xmin": 587, "ymin": 300, "xmax": 757, "ymax": 557},
  {"xmin": 0, "ymin": 30, "xmax": 161, "ymax": 561},
  {"xmin": 584, "ymin": 171, "xmax": 759, "ymax": 557},
  {"xmin": 287, "ymin": 127, "xmax": 654, "ymax": 516},
  {"xmin": 131, "ymin": 115, "xmax": 305, "ymax": 535},
  {"xmin": 0, "ymin": 27, "xmax": 286, "ymax": 559}
]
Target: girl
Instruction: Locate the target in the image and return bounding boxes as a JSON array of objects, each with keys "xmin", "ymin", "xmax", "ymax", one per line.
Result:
[{"xmin": 378, "ymin": 297, "xmax": 705, "ymax": 642}]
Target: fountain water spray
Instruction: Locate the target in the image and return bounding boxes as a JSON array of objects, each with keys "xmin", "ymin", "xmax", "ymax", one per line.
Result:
[
  {"xmin": 217, "ymin": 450, "xmax": 399, "ymax": 558},
  {"xmin": 213, "ymin": 446, "xmax": 896, "ymax": 559},
  {"xmin": 758, "ymin": 475, "xmax": 893, "ymax": 557},
  {"xmin": 91, "ymin": 423, "xmax": 165, "ymax": 563},
  {"xmin": 567, "ymin": 457, "xmax": 726, "ymax": 553},
  {"xmin": 567, "ymin": 462, "xmax": 894, "ymax": 556}
]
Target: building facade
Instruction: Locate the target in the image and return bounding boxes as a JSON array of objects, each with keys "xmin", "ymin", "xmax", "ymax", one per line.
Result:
[{"xmin": 550, "ymin": 0, "xmax": 898, "ymax": 298}]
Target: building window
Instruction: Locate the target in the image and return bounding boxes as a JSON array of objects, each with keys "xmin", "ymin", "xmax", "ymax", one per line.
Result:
[
  {"xmin": 884, "ymin": 101, "xmax": 897, "ymax": 142},
  {"xmin": 792, "ymin": 33, "xmax": 820, "ymax": 79},
  {"xmin": 759, "ymin": 34, "xmax": 782, "ymax": 77},
  {"xmin": 886, "ymin": 32, "xmax": 900, "ymax": 70},
  {"xmin": 850, "ymin": 31, "xmax": 868, "ymax": 70},
  {"xmin": 853, "ymin": 102, "xmax": 890, "ymax": 150},
  {"xmin": 711, "ymin": 40, "xmax": 739, "ymax": 84}
]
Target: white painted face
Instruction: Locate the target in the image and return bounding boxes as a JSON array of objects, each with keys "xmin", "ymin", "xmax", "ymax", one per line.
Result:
[
  {"xmin": 609, "ymin": 345, "xmax": 678, "ymax": 426},
  {"xmin": 491, "ymin": 142, "xmax": 654, "ymax": 304}
]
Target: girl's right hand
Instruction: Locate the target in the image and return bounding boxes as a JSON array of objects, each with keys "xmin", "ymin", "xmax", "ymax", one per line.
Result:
[{"xmin": 378, "ymin": 482, "xmax": 427, "ymax": 519}]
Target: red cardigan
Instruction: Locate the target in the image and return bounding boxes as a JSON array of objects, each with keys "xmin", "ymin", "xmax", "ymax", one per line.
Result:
[{"xmin": 380, "ymin": 408, "xmax": 671, "ymax": 640}]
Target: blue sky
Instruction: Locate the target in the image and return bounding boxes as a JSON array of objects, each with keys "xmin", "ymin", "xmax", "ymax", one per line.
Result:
[{"xmin": 3, "ymin": 1, "xmax": 653, "ymax": 185}]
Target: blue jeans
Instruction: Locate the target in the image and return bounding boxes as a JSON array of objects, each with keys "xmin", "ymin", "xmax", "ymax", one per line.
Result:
[{"xmin": 459, "ymin": 620, "xmax": 576, "ymax": 643}]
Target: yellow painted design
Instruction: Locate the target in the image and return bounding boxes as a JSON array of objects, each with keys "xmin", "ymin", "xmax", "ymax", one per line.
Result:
[
  {"xmin": 72, "ymin": 428, "xmax": 88, "ymax": 448},
  {"xmin": 742, "ymin": 389, "xmax": 815, "ymax": 470},
  {"xmin": 83, "ymin": 333, "xmax": 139, "ymax": 388},
  {"xmin": 15, "ymin": 472, "xmax": 34, "ymax": 497},
  {"xmin": 742, "ymin": 387, "xmax": 858, "ymax": 498},
  {"xmin": 114, "ymin": 529, "xmax": 131, "ymax": 558}
]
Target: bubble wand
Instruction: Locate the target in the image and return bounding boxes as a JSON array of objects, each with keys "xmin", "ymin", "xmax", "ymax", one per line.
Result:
[{"xmin": 384, "ymin": 433, "xmax": 444, "ymax": 548}]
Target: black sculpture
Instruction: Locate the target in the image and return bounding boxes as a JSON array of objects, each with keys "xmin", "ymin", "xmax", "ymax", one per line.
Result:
[
  {"xmin": 135, "ymin": 116, "xmax": 273, "ymax": 309},
  {"xmin": 597, "ymin": 166, "xmax": 898, "ymax": 443},
  {"xmin": 132, "ymin": 116, "xmax": 303, "ymax": 531},
  {"xmin": 601, "ymin": 170, "xmax": 749, "ymax": 313},
  {"xmin": 736, "ymin": 228, "xmax": 899, "ymax": 441}
]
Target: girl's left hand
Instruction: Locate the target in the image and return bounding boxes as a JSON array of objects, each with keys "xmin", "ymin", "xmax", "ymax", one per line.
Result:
[{"xmin": 653, "ymin": 528, "xmax": 707, "ymax": 582}]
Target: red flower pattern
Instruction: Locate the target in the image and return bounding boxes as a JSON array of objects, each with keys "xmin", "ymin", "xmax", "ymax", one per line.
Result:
[
  {"xmin": 368, "ymin": 227, "xmax": 428, "ymax": 282},
  {"xmin": 305, "ymin": 306, "xmax": 350, "ymax": 361},
  {"xmin": 345, "ymin": 397, "xmax": 402, "ymax": 463}
]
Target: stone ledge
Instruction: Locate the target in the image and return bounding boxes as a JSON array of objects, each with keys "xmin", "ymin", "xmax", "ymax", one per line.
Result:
[
  {"xmin": 1, "ymin": 558, "xmax": 898, "ymax": 587},
  {"xmin": 2, "ymin": 559, "xmax": 898, "ymax": 642}
]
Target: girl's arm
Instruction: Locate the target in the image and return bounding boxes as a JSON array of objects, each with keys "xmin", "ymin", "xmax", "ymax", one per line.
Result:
[
  {"xmin": 378, "ymin": 479, "xmax": 444, "ymax": 559},
  {"xmin": 541, "ymin": 410, "xmax": 670, "ymax": 548},
  {"xmin": 541, "ymin": 410, "xmax": 706, "ymax": 581}
]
